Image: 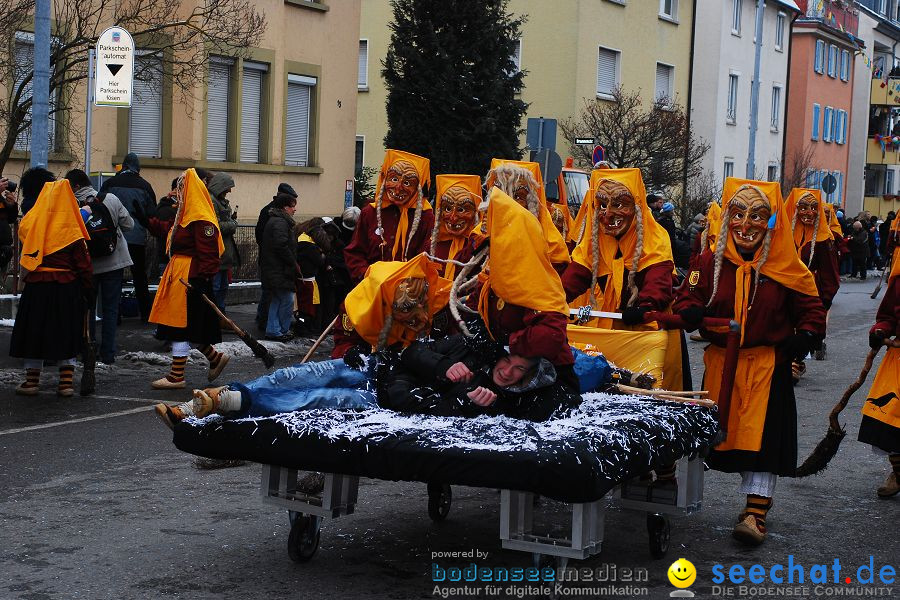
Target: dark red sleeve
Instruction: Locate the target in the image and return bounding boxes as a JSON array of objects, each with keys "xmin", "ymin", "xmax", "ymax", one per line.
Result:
[
  {"xmin": 873, "ymin": 276, "xmax": 900, "ymax": 336},
  {"xmin": 509, "ymin": 310, "xmax": 574, "ymax": 366},
  {"xmin": 72, "ymin": 240, "xmax": 93, "ymax": 291},
  {"xmin": 560, "ymin": 261, "xmax": 593, "ymax": 303},
  {"xmin": 635, "ymin": 261, "xmax": 675, "ymax": 311},
  {"xmin": 406, "ymin": 209, "xmax": 434, "ymax": 257},
  {"xmin": 811, "ymin": 240, "xmax": 840, "ymax": 310},
  {"xmin": 188, "ymin": 221, "xmax": 221, "ymax": 279},
  {"xmin": 147, "ymin": 216, "xmax": 174, "ymax": 239},
  {"xmin": 673, "ymin": 253, "xmax": 712, "ymax": 313},
  {"xmin": 788, "ymin": 290, "xmax": 826, "ymax": 338},
  {"xmin": 344, "ymin": 206, "xmax": 375, "ymax": 283}
]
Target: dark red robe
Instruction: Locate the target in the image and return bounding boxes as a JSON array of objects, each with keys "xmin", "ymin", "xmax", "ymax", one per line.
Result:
[
  {"xmin": 343, "ymin": 203, "xmax": 434, "ymax": 283},
  {"xmin": 560, "ymin": 260, "xmax": 675, "ymax": 311},
  {"xmin": 799, "ymin": 239, "xmax": 840, "ymax": 310}
]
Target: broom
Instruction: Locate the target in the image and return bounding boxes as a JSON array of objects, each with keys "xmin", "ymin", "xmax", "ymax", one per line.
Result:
[
  {"xmin": 179, "ymin": 279, "xmax": 275, "ymax": 369},
  {"xmin": 795, "ymin": 338, "xmax": 900, "ymax": 476},
  {"xmin": 80, "ymin": 310, "xmax": 97, "ymax": 396}
]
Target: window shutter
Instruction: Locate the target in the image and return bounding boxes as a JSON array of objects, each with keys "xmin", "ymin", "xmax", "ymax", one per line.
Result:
[
  {"xmin": 206, "ymin": 58, "xmax": 233, "ymax": 161},
  {"xmin": 655, "ymin": 63, "xmax": 671, "ymax": 102},
  {"xmin": 811, "ymin": 104, "xmax": 820, "ymax": 140},
  {"xmin": 358, "ymin": 40, "xmax": 368, "ymax": 88},
  {"xmin": 13, "ymin": 38, "xmax": 55, "ymax": 152},
  {"xmin": 597, "ymin": 48, "xmax": 617, "ymax": 96},
  {"xmin": 129, "ymin": 54, "xmax": 162, "ymax": 158},
  {"xmin": 240, "ymin": 62, "xmax": 266, "ymax": 163},
  {"xmin": 285, "ymin": 75, "xmax": 315, "ymax": 167}
]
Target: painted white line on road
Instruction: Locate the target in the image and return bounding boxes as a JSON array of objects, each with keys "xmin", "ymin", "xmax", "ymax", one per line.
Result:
[{"xmin": 0, "ymin": 405, "xmax": 155, "ymax": 436}]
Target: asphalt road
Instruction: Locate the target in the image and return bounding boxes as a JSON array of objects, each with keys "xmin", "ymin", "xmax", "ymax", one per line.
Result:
[{"xmin": 0, "ymin": 281, "xmax": 896, "ymax": 600}]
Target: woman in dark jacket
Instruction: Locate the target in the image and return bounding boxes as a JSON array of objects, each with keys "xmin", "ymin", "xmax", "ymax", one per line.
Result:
[{"xmin": 260, "ymin": 194, "xmax": 298, "ymax": 341}]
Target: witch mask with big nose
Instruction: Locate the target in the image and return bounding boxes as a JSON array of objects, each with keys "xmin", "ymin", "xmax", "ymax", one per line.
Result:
[
  {"xmin": 728, "ymin": 187, "xmax": 771, "ymax": 253},
  {"xmin": 595, "ymin": 180, "xmax": 636, "ymax": 238},
  {"xmin": 440, "ymin": 187, "xmax": 478, "ymax": 237}
]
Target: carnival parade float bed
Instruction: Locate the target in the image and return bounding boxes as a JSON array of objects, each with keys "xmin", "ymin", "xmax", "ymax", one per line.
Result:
[{"xmin": 172, "ymin": 393, "xmax": 719, "ymax": 564}]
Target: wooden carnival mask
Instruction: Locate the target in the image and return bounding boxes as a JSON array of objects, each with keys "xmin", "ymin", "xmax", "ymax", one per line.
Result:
[
  {"xmin": 383, "ymin": 160, "xmax": 420, "ymax": 207},
  {"xmin": 391, "ymin": 277, "xmax": 430, "ymax": 334},
  {"xmin": 728, "ymin": 186, "xmax": 771, "ymax": 253},
  {"xmin": 797, "ymin": 192, "xmax": 818, "ymax": 227},
  {"xmin": 550, "ymin": 204, "xmax": 567, "ymax": 237},
  {"xmin": 595, "ymin": 179, "xmax": 636, "ymax": 238},
  {"xmin": 439, "ymin": 186, "xmax": 478, "ymax": 238}
]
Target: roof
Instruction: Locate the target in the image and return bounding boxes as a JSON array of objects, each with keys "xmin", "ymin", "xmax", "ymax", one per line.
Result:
[{"xmin": 774, "ymin": 0, "xmax": 801, "ymax": 12}]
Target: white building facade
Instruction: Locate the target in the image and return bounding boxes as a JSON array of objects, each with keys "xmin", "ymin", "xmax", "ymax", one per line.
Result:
[{"xmin": 691, "ymin": 0, "xmax": 799, "ymax": 184}]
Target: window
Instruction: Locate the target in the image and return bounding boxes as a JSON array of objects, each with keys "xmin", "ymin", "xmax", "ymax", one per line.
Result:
[
  {"xmin": 726, "ymin": 73, "xmax": 739, "ymax": 124},
  {"xmin": 770, "ymin": 85, "xmax": 781, "ymax": 131},
  {"xmin": 724, "ymin": 159, "xmax": 735, "ymax": 180},
  {"xmin": 285, "ymin": 73, "xmax": 317, "ymax": 167},
  {"xmin": 814, "ymin": 40, "xmax": 825, "ymax": 74},
  {"xmin": 732, "ymin": 0, "xmax": 742, "ymax": 34},
  {"xmin": 129, "ymin": 53, "xmax": 163, "ymax": 158},
  {"xmin": 767, "ymin": 164, "xmax": 778, "ymax": 182},
  {"xmin": 827, "ymin": 44, "xmax": 837, "ymax": 78},
  {"xmin": 875, "ymin": 0, "xmax": 887, "ymax": 16},
  {"xmin": 358, "ymin": 40, "xmax": 368, "ymax": 89},
  {"xmin": 835, "ymin": 109, "xmax": 847, "ymax": 145},
  {"xmin": 354, "ymin": 135, "xmax": 364, "ymax": 175},
  {"xmin": 206, "ymin": 56, "xmax": 234, "ymax": 161},
  {"xmin": 886, "ymin": 169, "xmax": 894, "ymax": 195},
  {"xmin": 659, "ymin": 0, "xmax": 677, "ymax": 19},
  {"xmin": 811, "ymin": 103, "xmax": 821, "ymax": 140},
  {"xmin": 240, "ymin": 61, "xmax": 267, "ymax": 163},
  {"xmin": 823, "ymin": 106, "xmax": 833, "ymax": 142},
  {"xmin": 840, "ymin": 50, "xmax": 850, "ymax": 82},
  {"xmin": 596, "ymin": 47, "xmax": 620, "ymax": 98},
  {"xmin": 655, "ymin": 63, "xmax": 673, "ymax": 104},
  {"xmin": 511, "ymin": 39, "xmax": 522, "ymax": 73},
  {"xmin": 834, "ymin": 171, "xmax": 843, "ymax": 205},
  {"xmin": 775, "ymin": 13, "xmax": 785, "ymax": 51},
  {"xmin": 13, "ymin": 32, "xmax": 57, "ymax": 152}
]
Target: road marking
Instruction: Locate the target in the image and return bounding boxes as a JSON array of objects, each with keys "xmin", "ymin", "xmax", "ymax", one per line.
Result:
[{"xmin": 0, "ymin": 405, "xmax": 156, "ymax": 436}]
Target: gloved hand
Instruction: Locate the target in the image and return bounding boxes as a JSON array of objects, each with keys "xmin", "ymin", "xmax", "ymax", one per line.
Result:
[
  {"xmin": 342, "ymin": 345, "xmax": 368, "ymax": 371},
  {"xmin": 678, "ymin": 305, "xmax": 705, "ymax": 331},
  {"xmin": 869, "ymin": 329, "xmax": 888, "ymax": 350},
  {"xmin": 621, "ymin": 305, "xmax": 650, "ymax": 326},
  {"xmin": 785, "ymin": 331, "xmax": 815, "ymax": 362}
]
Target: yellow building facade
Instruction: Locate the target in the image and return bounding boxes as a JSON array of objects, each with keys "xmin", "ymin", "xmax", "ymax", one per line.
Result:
[
  {"xmin": 356, "ymin": 0, "xmax": 695, "ymax": 170},
  {"xmin": 1, "ymin": 0, "xmax": 361, "ymax": 222}
]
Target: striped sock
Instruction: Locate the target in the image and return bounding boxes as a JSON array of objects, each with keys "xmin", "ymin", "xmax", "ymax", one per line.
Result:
[
  {"xmin": 22, "ymin": 368, "xmax": 40, "ymax": 389},
  {"xmin": 166, "ymin": 356, "xmax": 188, "ymax": 383},
  {"xmin": 890, "ymin": 454, "xmax": 900, "ymax": 477},
  {"xmin": 57, "ymin": 365, "xmax": 75, "ymax": 392},
  {"xmin": 198, "ymin": 345, "xmax": 223, "ymax": 368},
  {"xmin": 656, "ymin": 463, "xmax": 677, "ymax": 481},
  {"xmin": 743, "ymin": 494, "xmax": 773, "ymax": 531}
]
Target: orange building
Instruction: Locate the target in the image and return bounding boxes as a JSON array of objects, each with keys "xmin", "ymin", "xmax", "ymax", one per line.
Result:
[{"xmin": 785, "ymin": 1, "xmax": 859, "ymax": 208}]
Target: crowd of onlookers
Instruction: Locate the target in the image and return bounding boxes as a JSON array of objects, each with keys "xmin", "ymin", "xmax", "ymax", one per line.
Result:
[{"xmin": 836, "ymin": 209, "xmax": 894, "ymax": 280}]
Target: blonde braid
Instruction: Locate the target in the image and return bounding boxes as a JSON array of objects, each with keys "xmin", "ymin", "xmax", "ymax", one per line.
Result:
[
  {"xmin": 374, "ymin": 181, "xmax": 386, "ymax": 255},
  {"xmin": 449, "ymin": 246, "xmax": 489, "ymax": 337},
  {"xmin": 375, "ymin": 313, "xmax": 395, "ymax": 352},
  {"xmin": 790, "ymin": 205, "xmax": 799, "ymax": 239},
  {"xmin": 808, "ymin": 209, "xmax": 820, "ymax": 267},
  {"xmin": 749, "ymin": 231, "xmax": 773, "ymax": 307},
  {"xmin": 577, "ymin": 212, "xmax": 588, "ymax": 244},
  {"xmin": 404, "ymin": 187, "xmax": 425, "ymax": 260},
  {"xmin": 168, "ymin": 172, "xmax": 188, "ymax": 258},
  {"xmin": 626, "ymin": 204, "xmax": 643, "ymax": 307},
  {"xmin": 588, "ymin": 200, "xmax": 601, "ymax": 307},
  {"xmin": 429, "ymin": 190, "xmax": 441, "ymax": 255},
  {"xmin": 707, "ymin": 209, "xmax": 731, "ymax": 308}
]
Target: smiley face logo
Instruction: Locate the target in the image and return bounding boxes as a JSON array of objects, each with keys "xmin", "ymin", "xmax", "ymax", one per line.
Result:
[{"xmin": 668, "ymin": 558, "xmax": 696, "ymax": 588}]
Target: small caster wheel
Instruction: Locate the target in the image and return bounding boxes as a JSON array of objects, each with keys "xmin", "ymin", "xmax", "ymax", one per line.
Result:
[
  {"xmin": 647, "ymin": 513, "xmax": 670, "ymax": 559},
  {"xmin": 288, "ymin": 514, "xmax": 321, "ymax": 563},
  {"xmin": 427, "ymin": 483, "xmax": 452, "ymax": 521}
]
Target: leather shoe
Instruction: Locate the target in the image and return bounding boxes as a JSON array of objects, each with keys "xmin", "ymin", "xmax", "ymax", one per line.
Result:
[
  {"xmin": 877, "ymin": 472, "xmax": 899, "ymax": 498},
  {"xmin": 152, "ymin": 377, "xmax": 186, "ymax": 390}
]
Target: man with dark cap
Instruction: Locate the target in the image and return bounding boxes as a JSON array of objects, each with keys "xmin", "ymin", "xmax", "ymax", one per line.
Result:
[
  {"xmin": 255, "ymin": 182, "xmax": 299, "ymax": 331},
  {"xmin": 99, "ymin": 153, "xmax": 157, "ymax": 322}
]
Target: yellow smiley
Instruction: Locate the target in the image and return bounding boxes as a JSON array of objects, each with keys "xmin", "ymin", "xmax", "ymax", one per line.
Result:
[{"xmin": 667, "ymin": 558, "xmax": 696, "ymax": 588}]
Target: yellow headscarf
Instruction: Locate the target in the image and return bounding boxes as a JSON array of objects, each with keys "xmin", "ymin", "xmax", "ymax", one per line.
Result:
[
  {"xmin": 19, "ymin": 179, "xmax": 89, "ymax": 272},
  {"xmin": 371, "ymin": 149, "xmax": 432, "ymax": 261},
  {"xmin": 706, "ymin": 201, "xmax": 722, "ymax": 251},
  {"xmin": 434, "ymin": 174, "xmax": 481, "ymax": 282},
  {"xmin": 487, "ymin": 158, "xmax": 570, "ymax": 264},
  {"xmin": 719, "ymin": 177, "xmax": 819, "ymax": 343},
  {"xmin": 477, "ymin": 188, "xmax": 569, "ymax": 336},
  {"xmin": 570, "ymin": 168, "xmax": 673, "ymax": 312},
  {"xmin": 784, "ymin": 188, "xmax": 832, "ymax": 249},
  {"xmin": 168, "ymin": 168, "xmax": 225, "ymax": 257},
  {"xmin": 345, "ymin": 253, "xmax": 451, "ymax": 349}
]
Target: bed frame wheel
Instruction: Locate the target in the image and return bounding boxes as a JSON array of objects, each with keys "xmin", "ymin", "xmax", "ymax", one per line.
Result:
[
  {"xmin": 647, "ymin": 513, "xmax": 670, "ymax": 559},
  {"xmin": 427, "ymin": 483, "xmax": 452, "ymax": 521},
  {"xmin": 287, "ymin": 513, "xmax": 321, "ymax": 563}
]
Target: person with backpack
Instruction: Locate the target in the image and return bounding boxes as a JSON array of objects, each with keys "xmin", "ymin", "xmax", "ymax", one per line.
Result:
[{"xmin": 66, "ymin": 169, "xmax": 134, "ymax": 365}]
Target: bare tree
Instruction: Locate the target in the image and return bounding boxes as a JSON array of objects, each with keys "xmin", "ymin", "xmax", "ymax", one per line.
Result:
[
  {"xmin": 671, "ymin": 169, "xmax": 720, "ymax": 231},
  {"xmin": 0, "ymin": 0, "xmax": 266, "ymax": 171},
  {"xmin": 781, "ymin": 142, "xmax": 819, "ymax": 197},
  {"xmin": 560, "ymin": 87, "xmax": 710, "ymax": 194}
]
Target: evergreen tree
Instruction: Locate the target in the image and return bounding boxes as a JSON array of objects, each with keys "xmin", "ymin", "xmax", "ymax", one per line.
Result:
[{"xmin": 383, "ymin": 0, "xmax": 528, "ymax": 182}]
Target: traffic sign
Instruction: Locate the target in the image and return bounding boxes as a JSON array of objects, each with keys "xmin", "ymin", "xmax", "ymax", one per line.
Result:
[
  {"xmin": 821, "ymin": 174, "xmax": 837, "ymax": 195},
  {"xmin": 526, "ymin": 118, "xmax": 557, "ymax": 152},
  {"xmin": 94, "ymin": 27, "xmax": 134, "ymax": 107},
  {"xmin": 574, "ymin": 137, "xmax": 595, "ymax": 145},
  {"xmin": 592, "ymin": 145, "xmax": 606, "ymax": 166}
]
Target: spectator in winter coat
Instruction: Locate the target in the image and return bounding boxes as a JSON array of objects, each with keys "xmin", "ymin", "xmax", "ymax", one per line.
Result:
[
  {"xmin": 152, "ymin": 179, "xmax": 179, "ymax": 274},
  {"xmin": 868, "ymin": 215, "xmax": 880, "ymax": 270},
  {"xmin": 99, "ymin": 153, "xmax": 157, "ymax": 322},
  {"xmin": 255, "ymin": 183, "xmax": 299, "ymax": 331},
  {"xmin": 0, "ymin": 178, "xmax": 18, "ymax": 281},
  {"xmin": 849, "ymin": 221, "xmax": 870, "ymax": 280},
  {"xmin": 879, "ymin": 211, "xmax": 896, "ymax": 260},
  {"xmin": 295, "ymin": 217, "xmax": 327, "ymax": 336},
  {"xmin": 260, "ymin": 194, "xmax": 298, "ymax": 341},
  {"xmin": 66, "ymin": 169, "xmax": 134, "ymax": 364},
  {"xmin": 207, "ymin": 172, "xmax": 238, "ymax": 312}
]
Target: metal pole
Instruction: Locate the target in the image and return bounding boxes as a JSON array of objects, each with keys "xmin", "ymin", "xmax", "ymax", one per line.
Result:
[
  {"xmin": 746, "ymin": 0, "xmax": 765, "ymax": 179},
  {"xmin": 84, "ymin": 49, "xmax": 95, "ymax": 174},
  {"xmin": 30, "ymin": 0, "xmax": 51, "ymax": 168}
]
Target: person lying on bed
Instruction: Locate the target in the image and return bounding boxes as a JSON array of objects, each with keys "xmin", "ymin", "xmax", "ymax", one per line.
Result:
[
  {"xmin": 153, "ymin": 254, "xmax": 451, "ymax": 429},
  {"xmin": 378, "ymin": 329, "xmax": 565, "ymax": 422}
]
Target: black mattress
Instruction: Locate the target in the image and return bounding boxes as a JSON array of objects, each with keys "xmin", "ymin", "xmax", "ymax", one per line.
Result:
[{"xmin": 173, "ymin": 393, "xmax": 719, "ymax": 503}]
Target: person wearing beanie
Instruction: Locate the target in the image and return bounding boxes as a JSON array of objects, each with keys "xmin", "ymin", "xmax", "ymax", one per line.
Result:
[
  {"xmin": 255, "ymin": 183, "xmax": 299, "ymax": 331},
  {"xmin": 207, "ymin": 172, "xmax": 238, "ymax": 312}
]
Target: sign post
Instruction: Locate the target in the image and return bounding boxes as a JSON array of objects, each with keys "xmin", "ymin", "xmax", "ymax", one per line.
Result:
[
  {"xmin": 94, "ymin": 27, "xmax": 134, "ymax": 107},
  {"xmin": 345, "ymin": 179, "xmax": 354, "ymax": 209},
  {"xmin": 574, "ymin": 137, "xmax": 595, "ymax": 145}
]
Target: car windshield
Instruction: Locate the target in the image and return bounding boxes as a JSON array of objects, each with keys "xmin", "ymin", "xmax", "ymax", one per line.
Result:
[{"xmin": 563, "ymin": 170, "xmax": 589, "ymax": 217}]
